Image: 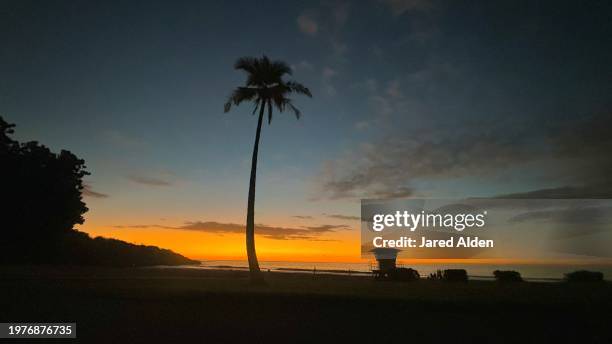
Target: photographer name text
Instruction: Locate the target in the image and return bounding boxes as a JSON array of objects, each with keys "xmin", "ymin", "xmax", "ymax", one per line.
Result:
[{"xmin": 373, "ymin": 236, "xmax": 494, "ymax": 248}]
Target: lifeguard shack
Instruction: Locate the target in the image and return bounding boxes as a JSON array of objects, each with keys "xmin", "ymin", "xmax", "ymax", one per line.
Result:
[{"xmin": 370, "ymin": 248, "xmax": 400, "ymax": 279}]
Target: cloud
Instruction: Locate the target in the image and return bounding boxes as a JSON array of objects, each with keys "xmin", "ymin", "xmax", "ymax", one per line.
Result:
[
  {"xmin": 322, "ymin": 67, "xmax": 337, "ymax": 79},
  {"xmin": 303, "ymin": 224, "xmax": 350, "ymax": 232},
  {"xmin": 507, "ymin": 205, "xmax": 612, "ymax": 241},
  {"xmin": 114, "ymin": 224, "xmax": 173, "ymax": 229},
  {"xmin": 370, "ymin": 186, "xmax": 414, "ymax": 199},
  {"xmin": 297, "ymin": 11, "xmax": 318, "ymax": 36},
  {"xmin": 296, "ymin": 3, "xmax": 349, "ymax": 68},
  {"xmin": 354, "ymin": 121, "xmax": 371, "ymax": 131},
  {"xmin": 316, "ymin": 112, "xmax": 612, "ymax": 200},
  {"xmin": 370, "ymin": 45, "xmax": 384, "ymax": 58},
  {"xmin": 127, "ymin": 175, "xmax": 172, "ymax": 187},
  {"xmin": 508, "ymin": 206, "xmax": 611, "ymax": 225},
  {"xmin": 82, "ymin": 184, "xmax": 109, "ymax": 198},
  {"xmin": 101, "ymin": 130, "xmax": 146, "ymax": 150},
  {"xmin": 177, "ymin": 221, "xmax": 349, "ymax": 240},
  {"xmin": 351, "ymin": 78, "xmax": 379, "ymax": 93},
  {"xmin": 386, "ymin": 80, "xmax": 402, "ymax": 98},
  {"xmin": 380, "ymin": 0, "xmax": 434, "ymax": 16},
  {"xmin": 332, "ymin": 2, "xmax": 350, "ymax": 27},
  {"xmin": 292, "ymin": 215, "xmax": 313, "ymax": 219},
  {"xmin": 322, "ymin": 67, "xmax": 338, "ymax": 96},
  {"xmin": 115, "ymin": 221, "xmax": 351, "ymax": 240},
  {"xmin": 495, "ymin": 184, "xmax": 612, "ymax": 199},
  {"xmin": 291, "ymin": 60, "xmax": 314, "ymax": 72},
  {"xmin": 317, "ymin": 124, "xmax": 534, "ymax": 199},
  {"xmin": 492, "ymin": 112, "xmax": 612, "ymax": 199},
  {"xmin": 324, "ymin": 213, "xmax": 360, "ymax": 221},
  {"xmin": 330, "ymin": 38, "xmax": 348, "ymax": 61},
  {"xmin": 351, "ymin": 78, "xmax": 408, "ymax": 119}
]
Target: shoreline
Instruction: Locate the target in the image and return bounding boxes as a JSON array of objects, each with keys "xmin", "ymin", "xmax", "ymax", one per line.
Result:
[
  {"xmin": 152, "ymin": 263, "xmax": 607, "ymax": 282},
  {"xmin": 1, "ymin": 263, "xmax": 599, "ymax": 283}
]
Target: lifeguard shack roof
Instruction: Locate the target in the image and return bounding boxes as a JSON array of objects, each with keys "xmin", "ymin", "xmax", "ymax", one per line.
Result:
[{"xmin": 370, "ymin": 248, "xmax": 400, "ymax": 260}]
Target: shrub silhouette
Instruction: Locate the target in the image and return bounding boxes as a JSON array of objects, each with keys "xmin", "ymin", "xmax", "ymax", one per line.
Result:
[
  {"xmin": 0, "ymin": 116, "xmax": 196, "ymax": 266},
  {"xmin": 443, "ymin": 269, "xmax": 468, "ymax": 282},
  {"xmin": 388, "ymin": 268, "xmax": 420, "ymax": 282},
  {"xmin": 564, "ymin": 270, "xmax": 604, "ymax": 283},
  {"xmin": 428, "ymin": 269, "xmax": 444, "ymax": 280},
  {"xmin": 493, "ymin": 270, "xmax": 523, "ymax": 283}
]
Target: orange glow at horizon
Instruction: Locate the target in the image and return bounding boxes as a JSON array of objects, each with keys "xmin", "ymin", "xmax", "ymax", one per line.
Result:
[
  {"xmin": 80, "ymin": 222, "xmax": 363, "ymax": 262},
  {"xmin": 80, "ymin": 222, "xmax": 612, "ymax": 266}
]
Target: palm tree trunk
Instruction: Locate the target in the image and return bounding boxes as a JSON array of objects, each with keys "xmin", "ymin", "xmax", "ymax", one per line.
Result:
[{"xmin": 245, "ymin": 102, "xmax": 265, "ymax": 283}]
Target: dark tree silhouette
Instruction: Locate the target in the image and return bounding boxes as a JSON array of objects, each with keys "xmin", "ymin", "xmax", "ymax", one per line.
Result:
[
  {"xmin": 224, "ymin": 56, "xmax": 312, "ymax": 283},
  {"xmin": 0, "ymin": 116, "xmax": 197, "ymax": 266},
  {"xmin": 1, "ymin": 116, "xmax": 89, "ymax": 260}
]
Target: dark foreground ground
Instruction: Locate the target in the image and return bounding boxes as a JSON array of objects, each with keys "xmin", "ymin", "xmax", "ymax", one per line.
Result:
[{"xmin": 1, "ymin": 266, "xmax": 611, "ymax": 343}]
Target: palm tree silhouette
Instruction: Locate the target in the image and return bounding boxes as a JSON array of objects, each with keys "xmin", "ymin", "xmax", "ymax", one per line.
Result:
[{"xmin": 224, "ymin": 56, "xmax": 311, "ymax": 283}]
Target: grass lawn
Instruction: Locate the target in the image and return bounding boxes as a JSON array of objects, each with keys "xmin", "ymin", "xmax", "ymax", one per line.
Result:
[{"xmin": 1, "ymin": 266, "xmax": 611, "ymax": 343}]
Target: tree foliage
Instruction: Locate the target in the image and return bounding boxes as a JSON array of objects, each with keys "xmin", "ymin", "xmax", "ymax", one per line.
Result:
[
  {"xmin": 223, "ymin": 56, "xmax": 311, "ymax": 281},
  {"xmin": 1, "ymin": 116, "xmax": 88, "ymax": 245}
]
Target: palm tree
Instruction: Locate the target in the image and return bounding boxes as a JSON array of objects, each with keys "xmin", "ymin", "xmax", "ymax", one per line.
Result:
[{"xmin": 224, "ymin": 56, "xmax": 312, "ymax": 283}]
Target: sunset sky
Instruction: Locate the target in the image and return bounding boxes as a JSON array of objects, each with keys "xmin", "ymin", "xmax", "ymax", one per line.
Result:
[{"xmin": 2, "ymin": 1, "xmax": 611, "ymax": 261}]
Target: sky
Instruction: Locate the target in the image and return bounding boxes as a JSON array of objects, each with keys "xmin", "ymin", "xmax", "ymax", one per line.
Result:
[{"xmin": 1, "ymin": 0, "xmax": 611, "ymax": 261}]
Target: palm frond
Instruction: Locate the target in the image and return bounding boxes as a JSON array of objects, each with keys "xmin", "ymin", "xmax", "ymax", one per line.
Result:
[
  {"xmin": 251, "ymin": 98, "xmax": 261, "ymax": 115},
  {"xmin": 225, "ymin": 56, "xmax": 310, "ymax": 121},
  {"xmin": 234, "ymin": 56, "xmax": 258, "ymax": 74},
  {"xmin": 285, "ymin": 99, "xmax": 301, "ymax": 120},
  {"xmin": 267, "ymin": 99, "xmax": 273, "ymax": 124},
  {"xmin": 286, "ymin": 81, "xmax": 312, "ymax": 97},
  {"xmin": 224, "ymin": 87, "xmax": 258, "ymax": 113},
  {"xmin": 250, "ymin": 56, "xmax": 272, "ymax": 86},
  {"xmin": 235, "ymin": 56, "xmax": 294, "ymax": 87},
  {"xmin": 271, "ymin": 93, "xmax": 286, "ymax": 113},
  {"xmin": 270, "ymin": 60, "xmax": 292, "ymax": 77},
  {"xmin": 269, "ymin": 95, "xmax": 302, "ymax": 120},
  {"xmin": 236, "ymin": 56, "xmax": 264, "ymax": 87}
]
